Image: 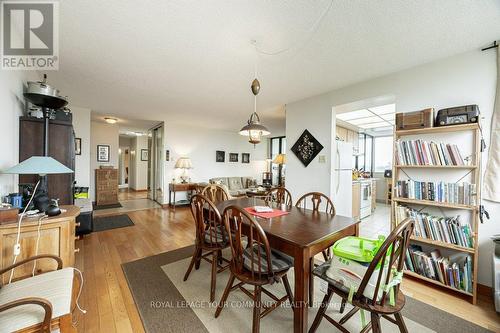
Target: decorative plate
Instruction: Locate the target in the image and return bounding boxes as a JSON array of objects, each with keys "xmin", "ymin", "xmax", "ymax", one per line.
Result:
[{"xmin": 291, "ymin": 129, "xmax": 324, "ymax": 167}]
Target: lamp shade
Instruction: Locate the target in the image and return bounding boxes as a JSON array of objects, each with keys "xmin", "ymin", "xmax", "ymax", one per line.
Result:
[
  {"xmin": 272, "ymin": 154, "xmax": 286, "ymax": 165},
  {"xmin": 175, "ymin": 157, "xmax": 193, "ymax": 169},
  {"xmin": 2, "ymin": 156, "xmax": 74, "ymax": 175}
]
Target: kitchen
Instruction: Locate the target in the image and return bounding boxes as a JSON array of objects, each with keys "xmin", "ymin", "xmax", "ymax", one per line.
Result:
[{"xmin": 333, "ymin": 103, "xmax": 395, "ymax": 226}]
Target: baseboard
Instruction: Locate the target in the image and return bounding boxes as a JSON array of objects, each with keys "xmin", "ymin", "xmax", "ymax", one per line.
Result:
[
  {"xmin": 130, "ymin": 188, "xmax": 148, "ymax": 192},
  {"xmin": 478, "ymin": 283, "xmax": 493, "ymax": 296}
]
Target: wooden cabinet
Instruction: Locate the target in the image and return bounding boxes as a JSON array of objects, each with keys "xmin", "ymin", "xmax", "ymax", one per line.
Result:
[
  {"xmin": 336, "ymin": 126, "xmax": 348, "ymax": 142},
  {"xmin": 371, "ymin": 180, "xmax": 377, "ymax": 211},
  {"xmin": 0, "ymin": 205, "xmax": 79, "ymax": 283},
  {"xmin": 19, "ymin": 117, "xmax": 75, "ymax": 205},
  {"xmin": 352, "ymin": 182, "xmax": 361, "ymax": 221},
  {"xmin": 336, "ymin": 125, "xmax": 359, "ymax": 152},
  {"xmin": 95, "ymin": 168, "xmax": 118, "ymax": 205}
]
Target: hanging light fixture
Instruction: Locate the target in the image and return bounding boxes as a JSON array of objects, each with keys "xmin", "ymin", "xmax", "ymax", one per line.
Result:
[{"xmin": 239, "ymin": 78, "xmax": 270, "ymax": 145}]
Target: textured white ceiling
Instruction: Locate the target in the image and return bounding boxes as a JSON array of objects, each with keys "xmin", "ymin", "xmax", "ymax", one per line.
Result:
[{"xmin": 49, "ymin": 0, "xmax": 500, "ymax": 133}]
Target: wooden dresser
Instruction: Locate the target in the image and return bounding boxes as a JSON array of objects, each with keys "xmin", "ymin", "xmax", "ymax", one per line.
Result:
[
  {"xmin": 0, "ymin": 205, "xmax": 79, "ymax": 283},
  {"xmin": 95, "ymin": 168, "xmax": 119, "ymax": 206}
]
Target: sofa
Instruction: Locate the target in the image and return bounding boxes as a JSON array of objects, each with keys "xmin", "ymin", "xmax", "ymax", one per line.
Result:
[{"xmin": 209, "ymin": 177, "xmax": 258, "ymax": 197}]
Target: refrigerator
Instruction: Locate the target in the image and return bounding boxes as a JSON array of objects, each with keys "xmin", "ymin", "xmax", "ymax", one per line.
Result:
[{"xmin": 332, "ymin": 141, "xmax": 353, "ymax": 217}]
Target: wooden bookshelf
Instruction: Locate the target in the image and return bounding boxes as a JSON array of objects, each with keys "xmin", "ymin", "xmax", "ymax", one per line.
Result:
[
  {"xmin": 403, "ymin": 270, "xmax": 474, "ymax": 296},
  {"xmin": 410, "ymin": 236, "xmax": 475, "ymax": 254},
  {"xmin": 394, "ymin": 164, "xmax": 477, "ymax": 169},
  {"xmin": 392, "ymin": 123, "xmax": 481, "ymax": 304}
]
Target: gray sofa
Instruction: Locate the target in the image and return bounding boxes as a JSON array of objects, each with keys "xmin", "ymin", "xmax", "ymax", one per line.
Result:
[{"xmin": 209, "ymin": 177, "xmax": 258, "ymax": 197}]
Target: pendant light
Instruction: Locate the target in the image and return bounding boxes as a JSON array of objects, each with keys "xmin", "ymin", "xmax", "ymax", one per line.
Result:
[{"xmin": 239, "ymin": 77, "xmax": 270, "ymax": 145}]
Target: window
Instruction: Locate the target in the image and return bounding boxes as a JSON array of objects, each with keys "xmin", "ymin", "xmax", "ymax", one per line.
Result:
[{"xmin": 374, "ymin": 136, "xmax": 393, "ymax": 172}]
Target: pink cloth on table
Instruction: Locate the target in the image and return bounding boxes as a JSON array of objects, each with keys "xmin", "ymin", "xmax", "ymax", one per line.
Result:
[{"xmin": 244, "ymin": 207, "xmax": 290, "ymax": 219}]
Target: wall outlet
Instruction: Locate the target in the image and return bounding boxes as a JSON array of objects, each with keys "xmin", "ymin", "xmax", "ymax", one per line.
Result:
[{"xmin": 318, "ymin": 155, "xmax": 326, "ymax": 163}]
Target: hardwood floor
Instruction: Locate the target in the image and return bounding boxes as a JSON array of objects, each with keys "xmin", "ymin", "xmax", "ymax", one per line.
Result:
[
  {"xmin": 118, "ymin": 188, "xmax": 148, "ymax": 201},
  {"xmin": 74, "ymin": 206, "xmax": 500, "ymax": 332}
]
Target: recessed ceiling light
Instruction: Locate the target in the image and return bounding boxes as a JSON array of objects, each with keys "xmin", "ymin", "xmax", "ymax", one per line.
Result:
[{"xmin": 104, "ymin": 117, "xmax": 117, "ymax": 124}]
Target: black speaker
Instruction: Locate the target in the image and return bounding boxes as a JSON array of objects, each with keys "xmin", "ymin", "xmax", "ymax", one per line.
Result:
[{"xmin": 384, "ymin": 169, "xmax": 392, "ymax": 178}]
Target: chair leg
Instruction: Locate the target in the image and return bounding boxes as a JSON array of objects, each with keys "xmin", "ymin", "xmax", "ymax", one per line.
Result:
[
  {"xmin": 215, "ymin": 273, "xmax": 235, "ymax": 318},
  {"xmin": 194, "ymin": 247, "xmax": 202, "ymax": 270},
  {"xmin": 371, "ymin": 312, "xmax": 382, "ymax": 333},
  {"xmin": 309, "ymin": 258, "xmax": 314, "ymax": 307},
  {"xmin": 394, "ymin": 311, "xmax": 408, "ymax": 333},
  {"xmin": 210, "ymin": 250, "xmax": 218, "ymax": 302},
  {"xmin": 252, "ymin": 285, "xmax": 262, "ymax": 333},
  {"xmin": 339, "ymin": 298, "xmax": 347, "ymax": 313},
  {"xmin": 282, "ymin": 274, "xmax": 294, "ymax": 308},
  {"xmin": 308, "ymin": 288, "xmax": 333, "ymax": 333},
  {"xmin": 183, "ymin": 246, "xmax": 200, "ymax": 281},
  {"xmin": 322, "ymin": 250, "xmax": 329, "ymax": 261}
]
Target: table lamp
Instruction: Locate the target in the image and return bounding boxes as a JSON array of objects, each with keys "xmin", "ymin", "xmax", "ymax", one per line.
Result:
[
  {"xmin": 175, "ymin": 157, "xmax": 193, "ymax": 183},
  {"xmin": 3, "ymin": 156, "xmax": 74, "ymax": 214},
  {"xmin": 272, "ymin": 154, "xmax": 286, "ymax": 187}
]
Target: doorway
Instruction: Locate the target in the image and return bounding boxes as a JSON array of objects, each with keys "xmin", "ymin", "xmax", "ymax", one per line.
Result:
[{"xmin": 148, "ymin": 124, "xmax": 164, "ymax": 204}]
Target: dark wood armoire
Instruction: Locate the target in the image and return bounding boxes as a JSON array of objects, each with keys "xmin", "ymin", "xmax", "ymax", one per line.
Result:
[{"xmin": 19, "ymin": 116, "xmax": 75, "ymax": 205}]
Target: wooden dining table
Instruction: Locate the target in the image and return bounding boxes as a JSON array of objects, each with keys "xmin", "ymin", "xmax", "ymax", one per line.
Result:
[{"xmin": 217, "ymin": 198, "xmax": 359, "ymax": 333}]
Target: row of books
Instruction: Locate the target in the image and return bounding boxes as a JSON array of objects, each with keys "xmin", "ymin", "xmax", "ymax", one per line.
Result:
[
  {"xmin": 405, "ymin": 246, "xmax": 473, "ymax": 293},
  {"xmin": 395, "ymin": 139, "xmax": 467, "ymax": 166},
  {"xmin": 395, "ymin": 205, "xmax": 473, "ymax": 248},
  {"xmin": 395, "ymin": 180, "xmax": 476, "ymax": 206}
]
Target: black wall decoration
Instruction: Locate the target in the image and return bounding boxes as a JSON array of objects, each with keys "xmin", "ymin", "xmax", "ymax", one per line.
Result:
[{"xmin": 291, "ymin": 129, "xmax": 324, "ymax": 167}]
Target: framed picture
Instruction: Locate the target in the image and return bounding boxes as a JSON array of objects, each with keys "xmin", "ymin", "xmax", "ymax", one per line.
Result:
[
  {"xmin": 242, "ymin": 153, "xmax": 250, "ymax": 164},
  {"xmin": 75, "ymin": 138, "xmax": 81, "ymax": 156},
  {"xmin": 141, "ymin": 149, "xmax": 149, "ymax": 161},
  {"xmin": 216, "ymin": 150, "xmax": 225, "ymax": 162},
  {"xmin": 291, "ymin": 129, "xmax": 324, "ymax": 167},
  {"xmin": 229, "ymin": 153, "xmax": 238, "ymax": 162},
  {"xmin": 97, "ymin": 144, "xmax": 110, "ymax": 162}
]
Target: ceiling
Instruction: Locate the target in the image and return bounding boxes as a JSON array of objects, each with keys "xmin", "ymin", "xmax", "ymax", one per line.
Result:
[
  {"xmin": 91, "ymin": 112, "xmax": 162, "ymax": 136},
  {"xmin": 49, "ymin": 1, "xmax": 500, "ymax": 133},
  {"xmin": 337, "ymin": 104, "xmax": 395, "ymax": 137}
]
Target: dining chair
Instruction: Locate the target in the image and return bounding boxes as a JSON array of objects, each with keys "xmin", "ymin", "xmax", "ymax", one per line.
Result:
[
  {"xmin": 202, "ymin": 184, "xmax": 230, "ymax": 205},
  {"xmin": 295, "ymin": 191, "xmax": 336, "ymax": 305},
  {"xmin": 264, "ymin": 187, "xmax": 293, "ymax": 208},
  {"xmin": 183, "ymin": 194, "xmax": 230, "ymax": 302},
  {"xmin": 216, "ymin": 205, "xmax": 294, "ymax": 333},
  {"xmin": 309, "ymin": 217, "xmax": 415, "ymax": 333}
]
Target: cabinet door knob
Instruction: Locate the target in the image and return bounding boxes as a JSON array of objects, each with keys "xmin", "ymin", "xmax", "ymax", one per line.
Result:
[{"xmin": 74, "ymin": 248, "xmax": 80, "ymax": 253}]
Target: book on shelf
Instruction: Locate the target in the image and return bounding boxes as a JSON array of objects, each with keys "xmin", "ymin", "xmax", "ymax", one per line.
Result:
[
  {"xmin": 395, "ymin": 204, "xmax": 473, "ymax": 248},
  {"xmin": 405, "ymin": 245, "xmax": 473, "ymax": 293},
  {"xmin": 395, "ymin": 180, "xmax": 476, "ymax": 206},
  {"xmin": 395, "ymin": 139, "xmax": 468, "ymax": 166}
]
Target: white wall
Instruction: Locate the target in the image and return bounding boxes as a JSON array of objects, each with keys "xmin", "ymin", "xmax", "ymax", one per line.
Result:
[
  {"xmin": 286, "ymin": 49, "xmax": 497, "ymax": 287},
  {"xmin": 130, "ymin": 136, "xmax": 148, "ymax": 191},
  {"xmin": 90, "ymin": 121, "xmax": 119, "ymax": 200},
  {"xmin": 163, "ymin": 124, "xmax": 269, "ymax": 204},
  {"xmin": 72, "ymin": 106, "xmax": 91, "ymax": 188},
  {"xmin": 0, "ymin": 71, "xmax": 40, "ymax": 197}
]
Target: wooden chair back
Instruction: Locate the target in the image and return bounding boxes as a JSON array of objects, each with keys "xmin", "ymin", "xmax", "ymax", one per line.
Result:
[
  {"xmin": 265, "ymin": 187, "xmax": 292, "ymax": 208},
  {"xmin": 222, "ymin": 205, "xmax": 275, "ymax": 283},
  {"xmin": 190, "ymin": 194, "xmax": 226, "ymax": 248},
  {"xmin": 355, "ymin": 217, "xmax": 414, "ymax": 307},
  {"xmin": 295, "ymin": 192, "xmax": 336, "ymax": 215},
  {"xmin": 202, "ymin": 184, "xmax": 229, "ymax": 205}
]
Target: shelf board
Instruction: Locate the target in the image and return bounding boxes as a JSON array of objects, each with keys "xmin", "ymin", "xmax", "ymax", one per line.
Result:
[
  {"xmin": 403, "ymin": 270, "xmax": 473, "ymax": 296},
  {"xmin": 393, "ymin": 197, "xmax": 477, "ymax": 210},
  {"xmin": 394, "ymin": 165, "xmax": 477, "ymax": 169},
  {"xmin": 410, "ymin": 236, "xmax": 475, "ymax": 253},
  {"xmin": 395, "ymin": 123, "xmax": 479, "ymax": 136}
]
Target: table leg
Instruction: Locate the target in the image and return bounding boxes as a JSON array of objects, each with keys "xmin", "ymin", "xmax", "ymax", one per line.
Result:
[
  {"xmin": 173, "ymin": 190, "xmax": 176, "ymax": 212},
  {"xmin": 293, "ymin": 248, "xmax": 310, "ymax": 333}
]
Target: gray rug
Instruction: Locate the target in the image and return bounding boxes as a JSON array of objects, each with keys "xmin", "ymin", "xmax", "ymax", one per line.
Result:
[
  {"xmin": 93, "ymin": 202, "xmax": 123, "ymax": 210},
  {"xmin": 122, "ymin": 246, "xmax": 493, "ymax": 333},
  {"xmin": 93, "ymin": 214, "xmax": 134, "ymax": 232}
]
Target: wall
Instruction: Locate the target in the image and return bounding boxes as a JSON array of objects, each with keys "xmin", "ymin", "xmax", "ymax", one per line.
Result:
[
  {"xmin": 0, "ymin": 71, "xmax": 40, "ymax": 197},
  {"xmin": 72, "ymin": 107, "xmax": 91, "ymax": 188},
  {"xmin": 130, "ymin": 136, "xmax": 148, "ymax": 191},
  {"xmin": 163, "ymin": 124, "xmax": 269, "ymax": 204},
  {"xmin": 286, "ymin": 49, "xmax": 497, "ymax": 287},
  {"xmin": 90, "ymin": 121, "xmax": 119, "ymax": 200}
]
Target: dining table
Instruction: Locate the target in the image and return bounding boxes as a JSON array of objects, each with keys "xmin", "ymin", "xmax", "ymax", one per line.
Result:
[{"xmin": 216, "ymin": 197, "xmax": 359, "ymax": 333}]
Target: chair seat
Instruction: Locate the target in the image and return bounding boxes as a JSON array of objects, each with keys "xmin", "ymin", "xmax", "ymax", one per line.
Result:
[
  {"xmin": 0, "ymin": 267, "xmax": 74, "ymax": 332},
  {"xmin": 203, "ymin": 225, "xmax": 228, "ymax": 245},
  {"xmin": 243, "ymin": 245, "xmax": 294, "ymax": 273}
]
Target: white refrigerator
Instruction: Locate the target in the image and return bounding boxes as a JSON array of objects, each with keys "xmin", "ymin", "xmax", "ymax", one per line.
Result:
[{"xmin": 332, "ymin": 141, "xmax": 353, "ymax": 217}]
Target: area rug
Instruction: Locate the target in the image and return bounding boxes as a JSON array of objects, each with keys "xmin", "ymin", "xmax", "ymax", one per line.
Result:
[
  {"xmin": 92, "ymin": 214, "xmax": 134, "ymax": 232},
  {"xmin": 122, "ymin": 246, "xmax": 493, "ymax": 333},
  {"xmin": 93, "ymin": 202, "xmax": 123, "ymax": 210}
]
